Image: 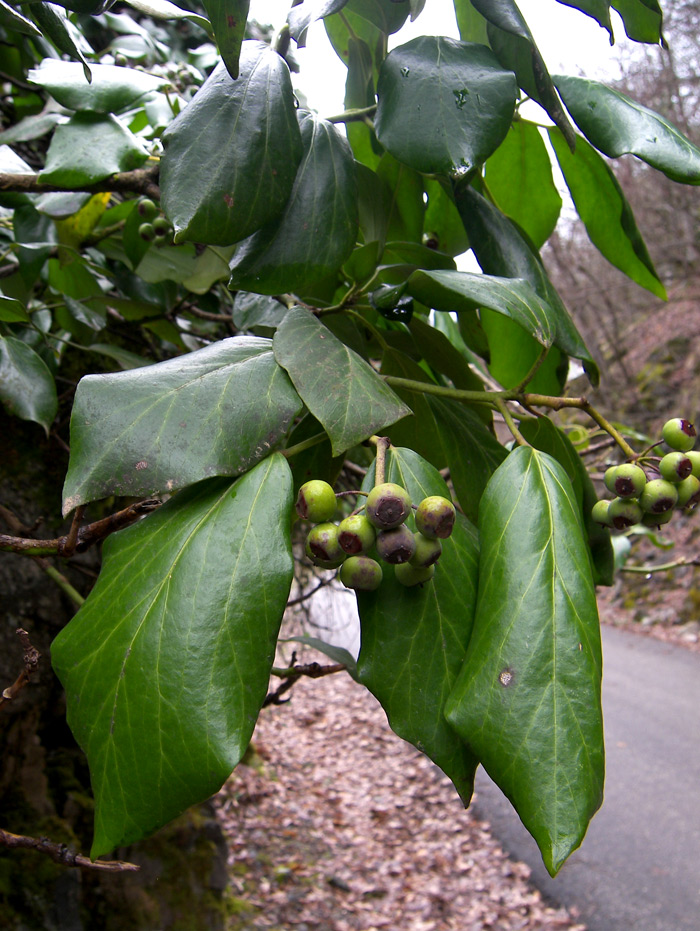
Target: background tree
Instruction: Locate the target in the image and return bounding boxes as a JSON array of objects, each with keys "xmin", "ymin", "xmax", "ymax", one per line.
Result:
[{"xmin": 1, "ymin": 1, "xmax": 698, "ymax": 926}]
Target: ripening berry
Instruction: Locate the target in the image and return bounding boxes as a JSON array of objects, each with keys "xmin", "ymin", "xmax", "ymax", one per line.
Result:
[
  {"xmin": 662, "ymin": 418, "xmax": 697, "ymax": 452},
  {"xmin": 137, "ymin": 198, "xmax": 158, "ymax": 220},
  {"xmin": 640, "ymin": 479, "xmax": 678, "ymax": 514},
  {"xmin": 641, "ymin": 510, "xmax": 674, "ymax": 528},
  {"xmin": 365, "ymin": 482, "xmax": 412, "ymax": 530},
  {"xmin": 296, "ymin": 480, "xmax": 337, "ymax": 522},
  {"xmin": 659, "ymin": 452, "xmax": 693, "ymax": 483},
  {"xmin": 676, "ymin": 474, "xmax": 700, "ymax": 509},
  {"xmin": 409, "ymin": 533, "xmax": 442, "ymax": 568},
  {"xmin": 305, "ymin": 522, "xmax": 344, "ymax": 567},
  {"xmin": 685, "ymin": 450, "xmax": 700, "ymax": 479},
  {"xmin": 414, "ymin": 495, "xmax": 456, "ymax": 539},
  {"xmin": 338, "ymin": 513, "xmax": 376, "ymax": 555},
  {"xmin": 376, "ymin": 525, "xmax": 416, "ymax": 564},
  {"xmin": 339, "ymin": 556, "xmax": 383, "ymax": 591},
  {"xmin": 395, "ymin": 562, "xmax": 435, "ymax": 587},
  {"xmin": 603, "ymin": 464, "xmax": 647, "ymax": 498},
  {"xmin": 608, "ymin": 497, "xmax": 643, "ymax": 529},
  {"xmin": 138, "ymin": 222, "xmax": 155, "ymax": 242},
  {"xmin": 591, "ymin": 499, "xmax": 613, "ymax": 527}
]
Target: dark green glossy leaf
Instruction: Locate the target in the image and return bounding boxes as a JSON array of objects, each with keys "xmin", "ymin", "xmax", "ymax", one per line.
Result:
[
  {"xmin": 273, "ymin": 306, "xmax": 410, "ymax": 456},
  {"xmin": 555, "ymin": 0, "xmax": 613, "ymax": 38},
  {"xmin": 228, "ymin": 112, "xmax": 358, "ymax": 295},
  {"xmin": 469, "ymin": 0, "xmax": 576, "ymax": 149},
  {"xmin": 28, "ymin": 60, "xmax": 165, "ymax": 113},
  {"xmin": 348, "ymin": 0, "xmax": 411, "ymax": 35},
  {"xmin": 548, "ymin": 129, "xmax": 666, "ymax": 298},
  {"xmin": 357, "ymin": 447, "xmax": 479, "ymax": 804},
  {"xmin": 325, "ymin": 4, "xmax": 385, "ymax": 76},
  {"xmin": 288, "ymin": 0, "xmax": 348, "ymax": 44},
  {"xmin": 202, "ymin": 0, "xmax": 249, "ymax": 79},
  {"xmin": 454, "ymin": 0, "xmax": 488, "ymax": 43},
  {"xmin": 39, "ymin": 113, "xmax": 148, "ymax": 186},
  {"xmin": 611, "ymin": 0, "xmax": 663, "ymax": 43},
  {"xmin": 232, "ymin": 292, "xmax": 289, "ymax": 332},
  {"xmin": 423, "ymin": 178, "xmax": 469, "ymax": 257},
  {"xmin": 555, "ymin": 75, "xmax": 700, "ymax": 184},
  {"xmin": 0, "ymin": 336, "xmax": 57, "ymax": 433},
  {"xmin": 62, "ymin": 336, "xmax": 303, "ymax": 514},
  {"xmin": 407, "ymin": 269, "xmax": 554, "ymax": 348},
  {"xmin": 519, "ymin": 417, "xmax": 614, "ymax": 586},
  {"xmin": 0, "ymin": 0, "xmax": 41, "ymax": 35},
  {"xmin": 344, "ymin": 37, "xmax": 380, "ymax": 168},
  {"xmin": 30, "ymin": 3, "xmax": 92, "ymax": 81},
  {"xmin": 375, "ymin": 36, "xmax": 517, "ymax": 175},
  {"xmin": 124, "ymin": 0, "xmax": 211, "ymax": 31},
  {"xmin": 0, "ymin": 294, "xmax": 29, "ymax": 323},
  {"xmin": 445, "ymin": 447, "xmax": 604, "ymax": 876},
  {"xmin": 376, "ymin": 154, "xmax": 425, "ymax": 245},
  {"xmin": 160, "ymin": 44, "xmax": 302, "ymax": 247},
  {"xmin": 52, "ymin": 455, "xmax": 294, "ymax": 857},
  {"xmin": 453, "ymin": 185, "xmax": 599, "ymax": 384},
  {"xmin": 485, "ymin": 121, "xmax": 562, "ymax": 248}
]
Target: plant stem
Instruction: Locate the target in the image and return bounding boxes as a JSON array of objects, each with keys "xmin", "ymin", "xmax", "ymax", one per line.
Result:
[
  {"xmin": 41, "ymin": 564, "xmax": 85, "ymax": 607},
  {"xmin": 495, "ymin": 398, "xmax": 530, "ymax": 447},
  {"xmin": 326, "ymin": 104, "xmax": 377, "ymax": 124},
  {"xmin": 382, "ymin": 374, "xmax": 500, "ymax": 406},
  {"xmin": 282, "ymin": 432, "xmax": 328, "ymax": 460},
  {"xmin": 621, "ymin": 556, "xmax": 700, "ymax": 574},
  {"xmin": 369, "ymin": 435, "xmax": 390, "ymax": 485}
]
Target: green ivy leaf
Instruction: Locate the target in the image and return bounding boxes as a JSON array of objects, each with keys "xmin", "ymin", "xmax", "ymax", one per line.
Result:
[
  {"xmin": 0, "ymin": 0, "xmax": 42, "ymax": 36},
  {"xmin": 0, "ymin": 294, "xmax": 29, "ymax": 322},
  {"xmin": 124, "ymin": 0, "xmax": 212, "ymax": 31},
  {"xmin": 228, "ymin": 112, "xmax": 358, "ymax": 295},
  {"xmin": 453, "ymin": 185, "xmax": 600, "ymax": 385},
  {"xmin": 52, "ymin": 455, "xmax": 295, "ymax": 857},
  {"xmin": 273, "ymin": 306, "xmax": 410, "ymax": 456},
  {"xmin": 288, "ymin": 0, "xmax": 349, "ymax": 44},
  {"xmin": 555, "ymin": 0, "xmax": 613, "ymax": 39},
  {"xmin": 611, "ymin": 0, "xmax": 663, "ymax": 43},
  {"xmin": 39, "ymin": 113, "xmax": 148, "ymax": 187},
  {"xmin": 344, "ymin": 36, "xmax": 380, "ymax": 168},
  {"xmin": 555, "ymin": 75, "xmax": 700, "ymax": 184},
  {"xmin": 28, "ymin": 60, "xmax": 165, "ymax": 113},
  {"xmin": 445, "ymin": 447, "xmax": 604, "ymax": 877},
  {"xmin": 201, "ymin": 0, "xmax": 249, "ymax": 79},
  {"xmin": 357, "ymin": 447, "xmax": 480, "ymax": 804},
  {"xmin": 62, "ymin": 336, "xmax": 303, "ymax": 514},
  {"xmin": 375, "ymin": 36, "xmax": 517, "ymax": 175},
  {"xmin": 423, "ymin": 178, "xmax": 469, "ymax": 257},
  {"xmin": 30, "ymin": 3, "xmax": 92, "ymax": 82},
  {"xmin": 548, "ymin": 129, "xmax": 666, "ymax": 298},
  {"xmin": 453, "ymin": 0, "xmax": 488, "ymax": 43},
  {"xmin": 160, "ymin": 43, "xmax": 302, "ymax": 247},
  {"xmin": 0, "ymin": 336, "xmax": 58, "ymax": 433},
  {"xmin": 485, "ymin": 121, "xmax": 562, "ymax": 248}
]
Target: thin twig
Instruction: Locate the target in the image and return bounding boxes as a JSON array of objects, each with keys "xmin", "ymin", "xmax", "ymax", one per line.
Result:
[
  {"xmin": 0, "ymin": 829, "xmax": 139, "ymax": 872},
  {"xmin": 0, "ymin": 629, "xmax": 39, "ymax": 708},
  {"xmin": 0, "ymin": 162, "xmax": 160, "ymax": 200},
  {"xmin": 263, "ymin": 661, "xmax": 346, "ymax": 707}
]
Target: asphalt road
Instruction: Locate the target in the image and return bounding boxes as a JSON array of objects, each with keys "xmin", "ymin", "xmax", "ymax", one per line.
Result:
[{"xmin": 472, "ymin": 624, "xmax": 700, "ymax": 931}]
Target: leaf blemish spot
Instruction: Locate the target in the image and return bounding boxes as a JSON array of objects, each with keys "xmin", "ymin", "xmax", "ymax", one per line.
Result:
[
  {"xmin": 227, "ymin": 16, "xmax": 236, "ymax": 28},
  {"xmin": 224, "ymin": 193, "xmax": 234, "ymax": 208},
  {"xmin": 135, "ymin": 460, "xmax": 148, "ymax": 471},
  {"xmin": 499, "ymin": 668, "xmax": 515, "ymax": 687}
]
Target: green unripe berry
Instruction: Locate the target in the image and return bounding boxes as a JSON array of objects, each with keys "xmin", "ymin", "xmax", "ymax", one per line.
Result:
[
  {"xmin": 395, "ymin": 562, "xmax": 435, "ymax": 587},
  {"xmin": 138, "ymin": 221, "xmax": 155, "ymax": 242},
  {"xmin": 676, "ymin": 474, "xmax": 700, "ymax": 509},
  {"xmin": 603, "ymin": 464, "xmax": 647, "ymax": 498},
  {"xmin": 662, "ymin": 418, "xmax": 697, "ymax": 452},
  {"xmin": 137, "ymin": 198, "xmax": 158, "ymax": 220},
  {"xmin": 641, "ymin": 510, "xmax": 674, "ymax": 528},
  {"xmin": 153, "ymin": 216, "xmax": 172, "ymax": 235},
  {"xmin": 640, "ymin": 479, "xmax": 678, "ymax": 514},
  {"xmin": 305, "ymin": 522, "xmax": 344, "ymax": 567},
  {"xmin": 337, "ymin": 513, "xmax": 376, "ymax": 555},
  {"xmin": 376, "ymin": 525, "xmax": 416, "ymax": 564},
  {"xmin": 365, "ymin": 482, "xmax": 412, "ymax": 530},
  {"xmin": 409, "ymin": 532, "xmax": 442, "ymax": 568},
  {"xmin": 591, "ymin": 499, "xmax": 613, "ymax": 527},
  {"xmin": 608, "ymin": 497, "xmax": 643, "ymax": 530},
  {"xmin": 339, "ymin": 556, "xmax": 382, "ymax": 591},
  {"xmin": 414, "ymin": 495, "xmax": 456, "ymax": 539},
  {"xmin": 685, "ymin": 450, "xmax": 700, "ymax": 478},
  {"xmin": 659, "ymin": 452, "xmax": 693, "ymax": 483},
  {"xmin": 296, "ymin": 480, "xmax": 337, "ymax": 522}
]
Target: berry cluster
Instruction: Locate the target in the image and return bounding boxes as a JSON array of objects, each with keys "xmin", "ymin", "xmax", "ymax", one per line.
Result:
[
  {"xmin": 592, "ymin": 418, "xmax": 700, "ymax": 531},
  {"xmin": 137, "ymin": 198, "xmax": 174, "ymax": 246},
  {"xmin": 296, "ymin": 479, "xmax": 457, "ymax": 590}
]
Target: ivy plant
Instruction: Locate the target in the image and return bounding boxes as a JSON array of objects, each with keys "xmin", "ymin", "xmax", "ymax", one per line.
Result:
[{"xmin": 0, "ymin": 0, "xmax": 696, "ymax": 878}]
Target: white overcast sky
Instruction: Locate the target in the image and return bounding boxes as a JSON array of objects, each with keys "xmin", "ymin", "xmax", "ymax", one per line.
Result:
[{"xmin": 248, "ymin": 0, "xmax": 634, "ymax": 118}]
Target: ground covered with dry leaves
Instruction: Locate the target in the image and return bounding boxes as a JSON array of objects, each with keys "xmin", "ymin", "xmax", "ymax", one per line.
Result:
[{"xmin": 214, "ymin": 669, "xmax": 585, "ymax": 931}]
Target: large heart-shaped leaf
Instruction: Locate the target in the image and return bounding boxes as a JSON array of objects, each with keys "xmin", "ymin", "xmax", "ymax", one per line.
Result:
[
  {"xmin": 485, "ymin": 121, "xmax": 562, "ymax": 248},
  {"xmin": 548, "ymin": 129, "xmax": 666, "ymax": 298},
  {"xmin": 273, "ymin": 306, "xmax": 410, "ymax": 456},
  {"xmin": 228, "ymin": 112, "xmax": 358, "ymax": 295},
  {"xmin": 445, "ymin": 447, "xmax": 604, "ymax": 877},
  {"xmin": 52, "ymin": 455, "xmax": 295, "ymax": 857},
  {"xmin": 357, "ymin": 447, "xmax": 479, "ymax": 804},
  {"xmin": 39, "ymin": 113, "xmax": 148, "ymax": 186},
  {"xmin": 611, "ymin": 0, "xmax": 663, "ymax": 43},
  {"xmin": 28, "ymin": 60, "xmax": 165, "ymax": 113},
  {"xmin": 453, "ymin": 185, "xmax": 599, "ymax": 384},
  {"xmin": 62, "ymin": 336, "xmax": 303, "ymax": 514},
  {"xmin": 0, "ymin": 336, "xmax": 57, "ymax": 433},
  {"xmin": 555, "ymin": 75, "xmax": 700, "ymax": 184},
  {"xmin": 160, "ymin": 43, "xmax": 303, "ymax": 247},
  {"xmin": 202, "ymin": 0, "xmax": 249, "ymax": 79},
  {"xmin": 375, "ymin": 36, "xmax": 517, "ymax": 175}
]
